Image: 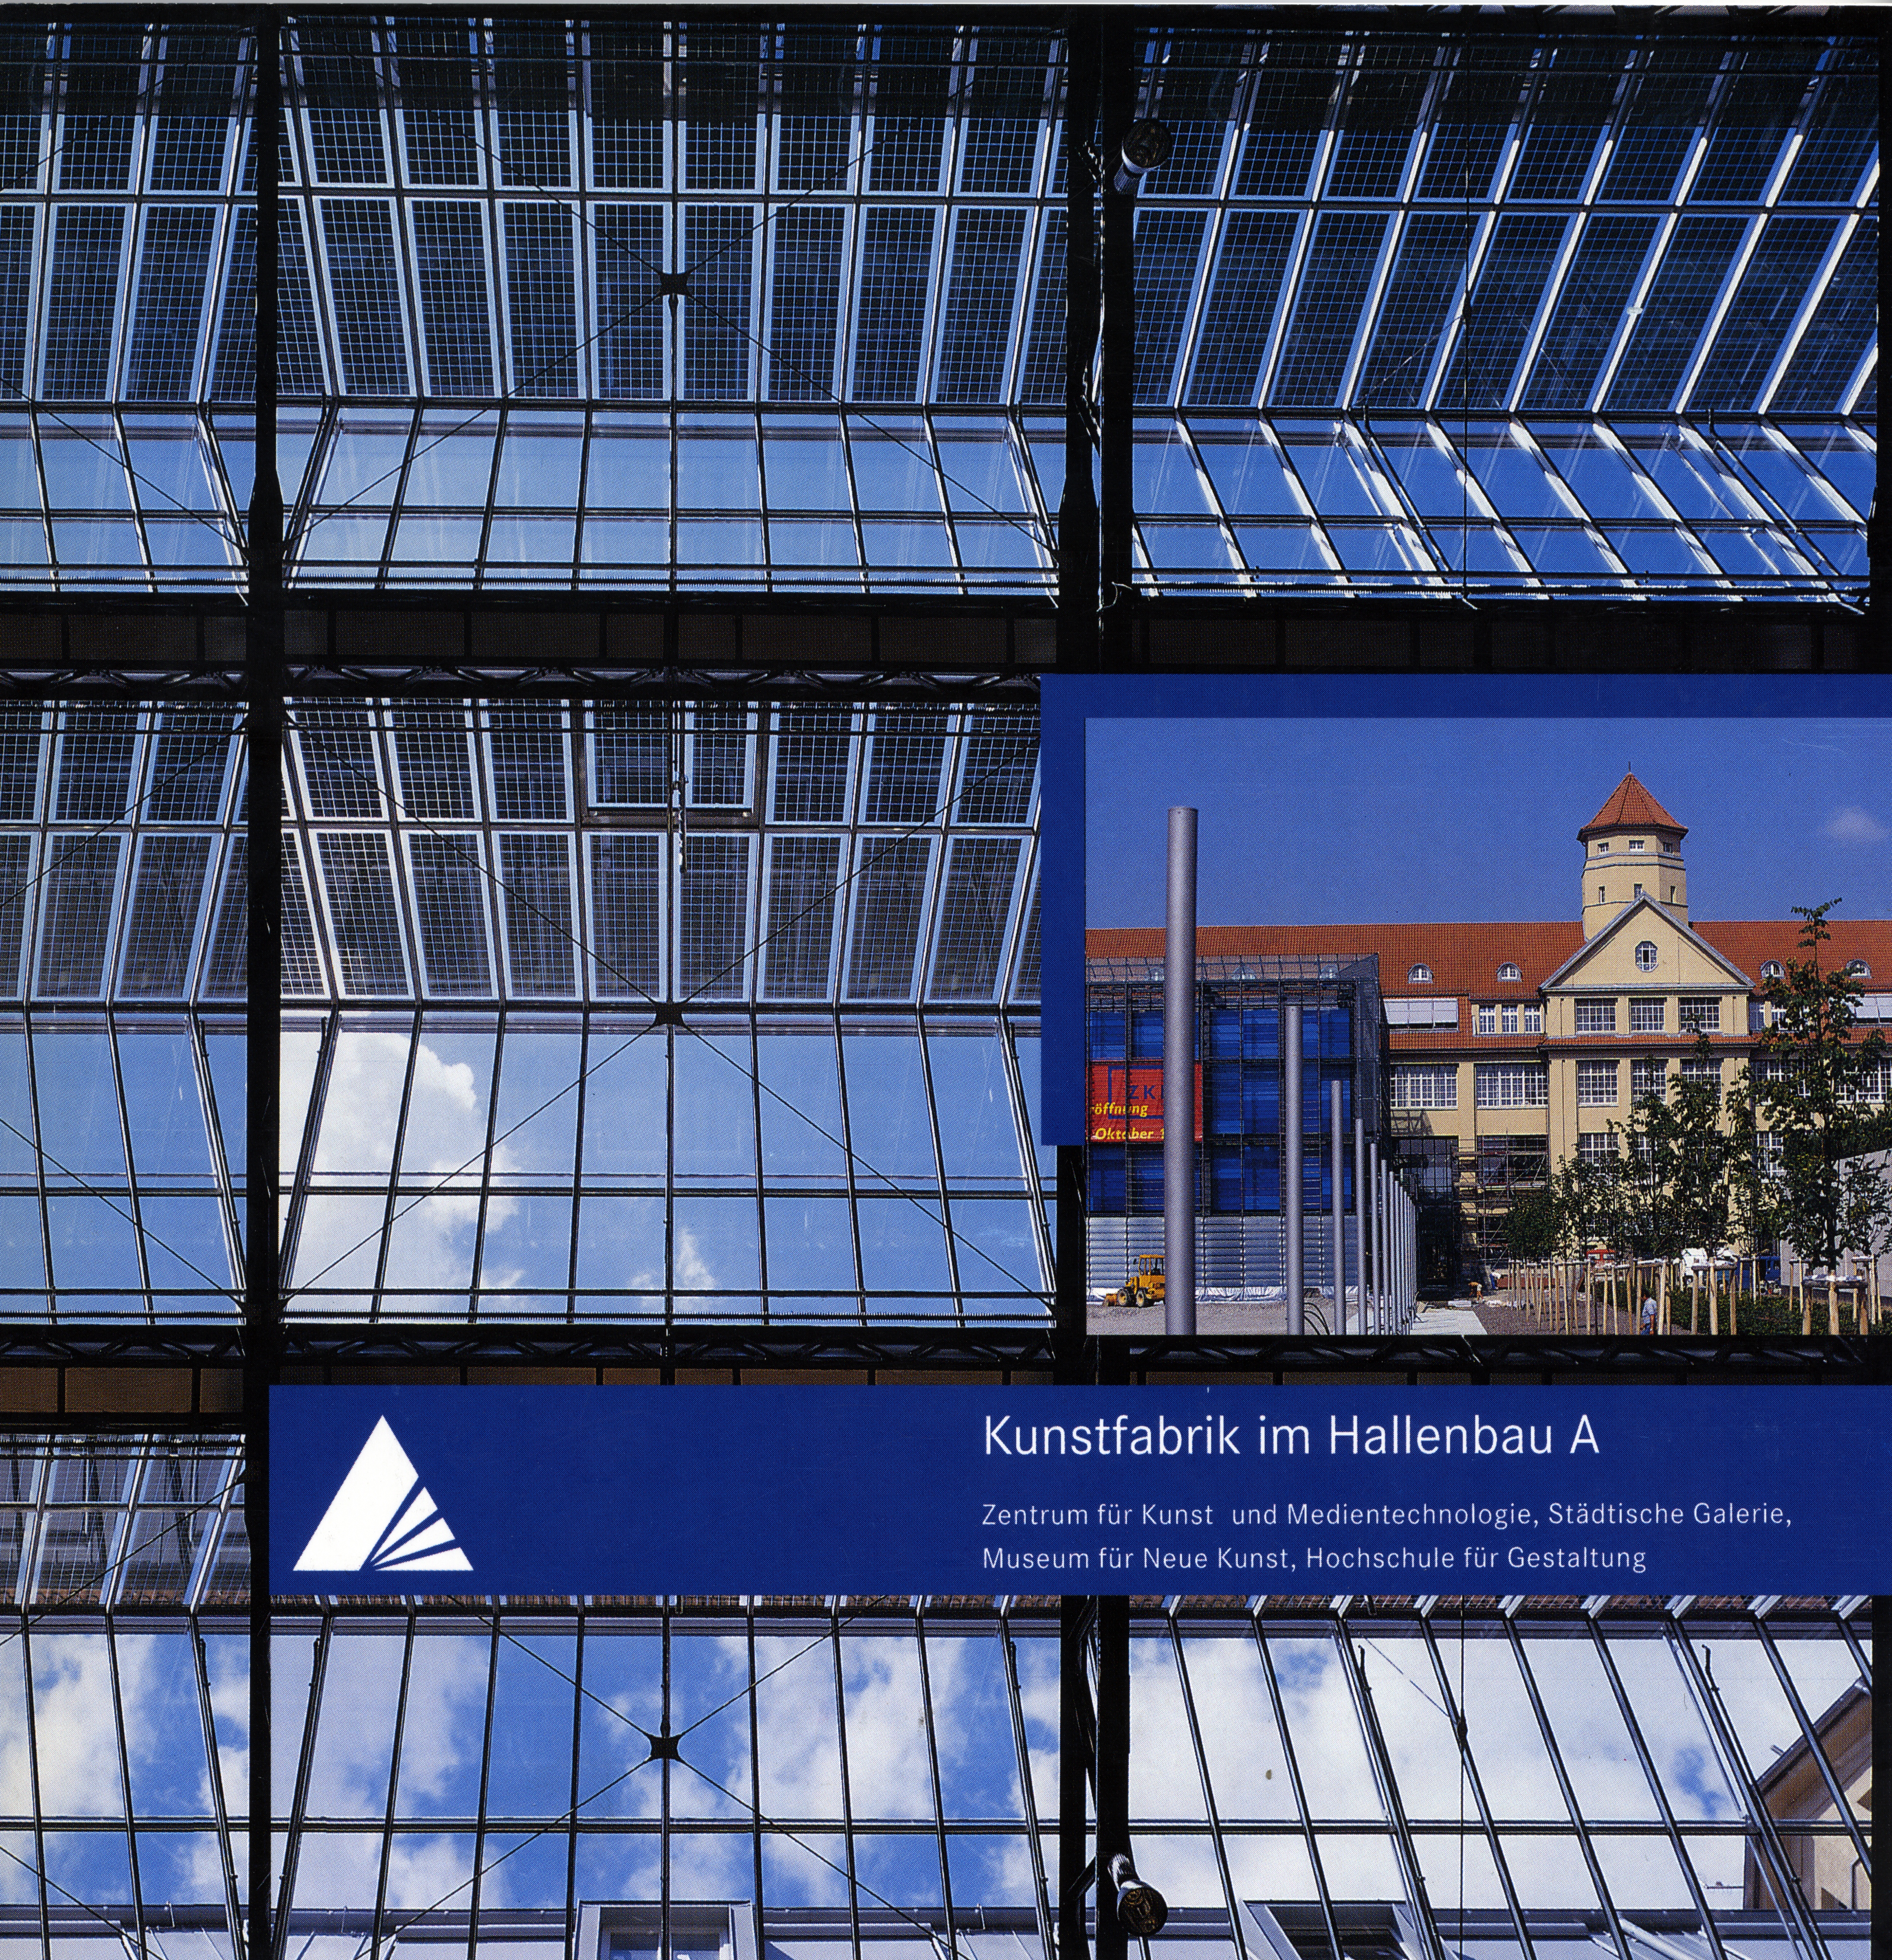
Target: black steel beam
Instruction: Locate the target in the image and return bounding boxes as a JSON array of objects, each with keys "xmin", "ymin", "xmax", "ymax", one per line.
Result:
[
  {"xmin": 1096, "ymin": 16, "xmax": 1135, "ymax": 672},
  {"xmin": 1059, "ymin": 12, "xmax": 1100, "ymax": 675}
]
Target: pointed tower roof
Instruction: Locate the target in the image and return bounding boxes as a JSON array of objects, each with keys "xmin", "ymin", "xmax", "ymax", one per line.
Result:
[{"xmin": 1578, "ymin": 772, "xmax": 1686, "ymax": 841}]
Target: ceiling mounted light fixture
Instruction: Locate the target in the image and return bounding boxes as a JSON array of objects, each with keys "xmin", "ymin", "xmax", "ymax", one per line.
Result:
[{"xmin": 1112, "ymin": 118, "xmax": 1172, "ymax": 194}]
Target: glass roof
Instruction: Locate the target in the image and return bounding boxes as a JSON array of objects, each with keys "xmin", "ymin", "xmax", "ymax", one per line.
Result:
[
  {"xmin": 276, "ymin": 698, "xmax": 1046, "ymax": 1326},
  {"xmin": 0, "ymin": 18, "xmax": 1873, "ymax": 598},
  {"xmin": 280, "ymin": 700, "xmax": 1040, "ymax": 1009}
]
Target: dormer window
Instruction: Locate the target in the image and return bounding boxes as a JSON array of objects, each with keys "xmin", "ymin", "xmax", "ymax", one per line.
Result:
[
  {"xmin": 1497, "ymin": 962, "xmax": 1521, "ymax": 983},
  {"xmin": 1635, "ymin": 942, "xmax": 1658, "ymax": 971},
  {"xmin": 1761, "ymin": 960, "xmax": 1783, "ymax": 981},
  {"xmin": 1407, "ymin": 963, "xmax": 1432, "ymax": 984},
  {"xmin": 1847, "ymin": 961, "xmax": 1871, "ymax": 979}
]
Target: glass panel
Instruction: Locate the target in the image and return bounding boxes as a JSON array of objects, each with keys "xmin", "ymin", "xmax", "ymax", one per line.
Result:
[
  {"xmin": 488, "ymin": 1025, "xmax": 581, "ymax": 1181},
  {"xmin": 927, "ymin": 1030, "xmax": 1023, "ymax": 1184},
  {"xmin": 117, "ymin": 1027, "xmax": 214, "ymax": 1180},
  {"xmin": 32, "ymin": 1026, "xmax": 126, "ymax": 1178},
  {"xmin": 310, "ymin": 1025, "xmax": 410, "ymax": 1181},
  {"xmin": 579, "ymin": 1027, "xmax": 666, "ymax": 1182},
  {"xmin": 758, "ymin": 1031, "xmax": 848, "ymax": 1181},
  {"xmin": 841, "ymin": 1029, "xmax": 936, "ymax": 1186},
  {"xmin": 673, "ymin": 1032, "xmax": 756, "ymax": 1181}
]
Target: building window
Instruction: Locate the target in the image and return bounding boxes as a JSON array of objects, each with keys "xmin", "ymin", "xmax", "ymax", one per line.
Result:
[
  {"xmin": 1407, "ymin": 962, "xmax": 1432, "ymax": 983},
  {"xmin": 1595, "ymin": 841, "xmax": 1609, "ymax": 854},
  {"xmin": 1596, "ymin": 884, "xmax": 1605, "ymax": 903},
  {"xmin": 1631, "ymin": 1057, "xmax": 1667, "ymax": 1098},
  {"xmin": 1391, "ymin": 1064, "xmax": 1456, "ymax": 1109},
  {"xmin": 1680, "ymin": 1054, "xmax": 1720, "ymax": 1088},
  {"xmin": 1633, "ymin": 883, "xmax": 1644, "ymax": 899},
  {"xmin": 1475, "ymin": 1062, "xmax": 1548, "ymax": 1108},
  {"xmin": 1678, "ymin": 996, "xmax": 1721, "ymax": 1033},
  {"xmin": 1761, "ymin": 960, "xmax": 1784, "ymax": 981},
  {"xmin": 1522, "ymin": 1002, "xmax": 1542, "ymax": 1033},
  {"xmin": 1577, "ymin": 1131, "xmax": 1619, "ymax": 1163},
  {"xmin": 1630, "ymin": 997, "xmax": 1664, "ymax": 1032},
  {"xmin": 1501, "ymin": 1002, "xmax": 1519, "ymax": 1034},
  {"xmin": 1629, "ymin": 839, "xmax": 1645, "ymax": 852},
  {"xmin": 1476, "ymin": 1002, "xmax": 1496, "ymax": 1035},
  {"xmin": 1574, "ymin": 998, "xmax": 1616, "ymax": 1034},
  {"xmin": 1497, "ymin": 962, "xmax": 1521, "ymax": 982},
  {"xmin": 1635, "ymin": 941, "xmax": 1658, "ymax": 971},
  {"xmin": 1577, "ymin": 1060, "xmax": 1618, "ymax": 1105},
  {"xmin": 1846, "ymin": 960, "xmax": 1871, "ymax": 979}
]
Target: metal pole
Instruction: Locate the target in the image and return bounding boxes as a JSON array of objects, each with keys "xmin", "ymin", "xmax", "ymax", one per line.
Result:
[
  {"xmin": 1164, "ymin": 808, "xmax": 1197, "ymax": 1337},
  {"xmin": 1370, "ymin": 1145, "xmax": 1384, "ymax": 1335},
  {"xmin": 1329, "ymin": 1081, "xmax": 1345, "ymax": 1337},
  {"xmin": 1353, "ymin": 1117, "xmax": 1367, "ymax": 1341},
  {"xmin": 1284, "ymin": 999, "xmax": 1302, "ymax": 1334}
]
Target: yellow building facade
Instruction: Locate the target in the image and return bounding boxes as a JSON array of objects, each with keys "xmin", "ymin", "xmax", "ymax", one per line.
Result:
[{"xmin": 1089, "ymin": 774, "xmax": 1892, "ymax": 1275}]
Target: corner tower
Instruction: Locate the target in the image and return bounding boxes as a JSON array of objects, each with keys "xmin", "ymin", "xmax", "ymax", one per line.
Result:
[{"xmin": 1579, "ymin": 774, "xmax": 1688, "ymax": 938}]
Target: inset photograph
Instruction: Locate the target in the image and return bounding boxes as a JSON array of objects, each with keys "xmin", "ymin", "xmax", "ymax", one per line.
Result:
[{"xmin": 1076, "ymin": 689, "xmax": 1891, "ymax": 1338}]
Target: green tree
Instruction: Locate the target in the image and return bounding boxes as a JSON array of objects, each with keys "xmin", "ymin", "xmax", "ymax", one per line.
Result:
[
  {"xmin": 1752, "ymin": 902, "xmax": 1890, "ymax": 1331},
  {"xmin": 1502, "ymin": 1184, "xmax": 1557, "ymax": 1263},
  {"xmin": 1609, "ymin": 1040, "xmax": 1743, "ymax": 1332}
]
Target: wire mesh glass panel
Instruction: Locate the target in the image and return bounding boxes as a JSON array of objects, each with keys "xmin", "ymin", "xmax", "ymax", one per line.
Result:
[
  {"xmin": 204, "ymin": 836, "xmax": 247, "ymax": 998},
  {"xmin": 760, "ymin": 835, "xmax": 841, "ymax": 1001},
  {"xmin": 504, "ymin": 202, "xmax": 580, "ymax": 396},
  {"xmin": 864, "ymin": 710, "xmax": 949, "ymax": 823},
  {"xmin": 679, "ymin": 834, "xmax": 751, "ymax": 1000},
  {"xmin": 54, "ymin": 710, "xmax": 139, "ymax": 821},
  {"xmin": 118, "ymin": 836, "xmax": 212, "ymax": 997},
  {"xmin": 487, "ymin": 710, "xmax": 568, "ymax": 820},
  {"xmin": 1133, "ymin": 211, "xmax": 1208, "ymax": 405},
  {"xmin": 767, "ymin": 205, "xmax": 846, "ymax": 401},
  {"xmin": 1016, "ymin": 211, "xmax": 1067, "ymax": 405},
  {"xmin": 772, "ymin": 709, "xmax": 855, "ymax": 821},
  {"xmin": 1606, "ymin": 215, "xmax": 1749, "ymax": 411},
  {"xmin": 125, "ymin": 208, "xmax": 217, "ymax": 399},
  {"xmin": 42, "ymin": 206, "xmax": 125, "ymax": 398},
  {"xmin": 928, "ymin": 838, "xmax": 1021, "ymax": 1001},
  {"xmin": 412, "ymin": 200, "xmax": 494, "ymax": 395},
  {"xmin": 937, "ymin": 210, "xmax": 1026, "ymax": 404},
  {"xmin": 1771, "ymin": 216, "xmax": 1876, "ymax": 412},
  {"xmin": 595, "ymin": 205, "xmax": 665, "ymax": 398},
  {"xmin": 955, "ymin": 709, "xmax": 1036, "ymax": 824},
  {"xmin": 1186, "ymin": 212, "xmax": 1298, "ymax": 408},
  {"xmin": 682, "ymin": 207, "xmax": 754, "ymax": 399},
  {"xmin": 314, "ymin": 831, "xmax": 409, "ymax": 994},
  {"xmin": 295, "ymin": 704, "xmax": 382, "ymax": 818},
  {"xmin": 408, "ymin": 834, "xmax": 493, "ymax": 996},
  {"xmin": 35, "ymin": 836, "xmax": 121, "ymax": 996},
  {"xmin": 320, "ymin": 199, "xmax": 411, "ymax": 394},
  {"xmin": 845, "ymin": 836, "xmax": 931, "ymax": 1001},
  {"xmin": 853, "ymin": 209, "xmax": 937, "ymax": 401},
  {"xmin": 498, "ymin": 833, "xmax": 577, "ymax": 996},
  {"xmin": 589, "ymin": 833, "xmax": 661, "ymax": 999},
  {"xmin": 1269, "ymin": 212, "xmax": 1389, "ymax": 408}
]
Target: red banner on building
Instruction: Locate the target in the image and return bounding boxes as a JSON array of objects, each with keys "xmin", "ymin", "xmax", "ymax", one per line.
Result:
[{"xmin": 1087, "ymin": 1062, "xmax": 1203, "ymax": 1142}]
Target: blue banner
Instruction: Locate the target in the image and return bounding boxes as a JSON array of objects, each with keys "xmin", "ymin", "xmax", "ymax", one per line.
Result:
[{"xmin": 272, "ymin": 1386, "xmax": 1889, "ymax": 1596}]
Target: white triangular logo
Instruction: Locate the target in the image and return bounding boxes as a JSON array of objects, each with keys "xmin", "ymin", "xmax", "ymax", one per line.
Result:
[{"xmin": 294, "ymin": 1417, "xmax": 472, "ymax": 1572}]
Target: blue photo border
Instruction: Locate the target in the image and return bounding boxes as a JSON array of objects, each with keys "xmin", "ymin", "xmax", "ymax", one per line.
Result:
[{"xmin": 1040, "ymin": 671, "xmax": 1892, "ymax": 1144}]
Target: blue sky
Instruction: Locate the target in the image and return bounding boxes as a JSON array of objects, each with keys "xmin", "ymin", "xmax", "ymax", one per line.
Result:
[{"xmin": 1085, "ymin": 716, "xmax": 1892, "ymax": 929}]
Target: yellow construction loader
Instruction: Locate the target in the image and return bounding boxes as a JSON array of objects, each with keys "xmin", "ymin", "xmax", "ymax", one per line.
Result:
[{"xmin": 1103, "ymin": 1254, "xmax": 1165, "ymax": 1310}]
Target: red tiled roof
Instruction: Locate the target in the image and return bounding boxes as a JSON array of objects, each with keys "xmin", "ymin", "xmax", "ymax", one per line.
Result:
[
  {"xmin": 1089, "ymin": 921, "xmax": 1582, "ymax": 995},
  {"xmin": 1087, "ymin": 917, "xmax": 1892, "ymax": 996},
  {"xmin": 1579, "ymin": 772, "xmax": 1687, "ymax": 840}
]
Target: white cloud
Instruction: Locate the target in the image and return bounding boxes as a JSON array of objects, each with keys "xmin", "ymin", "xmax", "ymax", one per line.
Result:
[{"xmin": 1825, "ymin": 805, "xmax": 1889, "ymax": 844}]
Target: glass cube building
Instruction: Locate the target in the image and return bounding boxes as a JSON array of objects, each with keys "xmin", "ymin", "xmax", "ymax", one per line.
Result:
[{"xmin": 0, "ymin": 16, "xmax": 1875, "ymax": 1960}]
